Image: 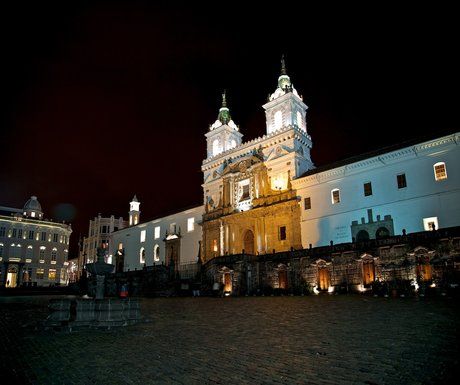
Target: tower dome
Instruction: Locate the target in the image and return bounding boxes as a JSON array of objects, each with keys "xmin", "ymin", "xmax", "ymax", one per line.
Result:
[{"xmin": 23, "ymin": 195, "xmax": 43, "ymax": 219}]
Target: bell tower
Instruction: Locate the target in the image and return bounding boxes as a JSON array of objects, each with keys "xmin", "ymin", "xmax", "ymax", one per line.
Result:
[
  {"xmin": 129, "ymin": 195, "xmax": 140, "ymax": 226},
  {"xmin": 205, "ymin": 91, "xmax": 243, "ymax": 159},
  {"xmin": 262, "ymin": 56, "xmax": 309, "ymax": 135}
]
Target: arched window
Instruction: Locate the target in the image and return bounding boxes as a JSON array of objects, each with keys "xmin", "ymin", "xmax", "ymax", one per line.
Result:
[
  {"xmin": 153, "ymin": 244, "xmax": 160, "ymax": 262},
  {"xmin": 212, "ymin": 139, "xmax": 220, "ymax": 156},
  {"xmin": 39, "ymin": 246, "xmax": 46, "ymax": 261},
  {"xmin": 274, "ymin": 111, "xmax": 283, "ymax": 130},
  {"xmin": 296, "ymin": 111, "xmax": 303, "ymax": 130},
  {"xmin": 51, "ymin": 248, "xmax": 57, "ymax": 262},
  {"xmin": 433, "ymin": 162, "xmax": 447, "ymax": 181},
  {"xmin": 139, "ymin": 247, "xmax": 145, "ymax": 264}
]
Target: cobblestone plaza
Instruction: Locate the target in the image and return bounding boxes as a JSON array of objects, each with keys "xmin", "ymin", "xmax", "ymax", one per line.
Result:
[{"xmin": 1, "ymin": 295, "xmax": 459, "ymax": 384}]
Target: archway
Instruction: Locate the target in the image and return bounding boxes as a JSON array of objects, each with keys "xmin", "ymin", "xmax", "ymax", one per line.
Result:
[
  {"xmin": 278, "ymin": 269, "xmax": 287, "ymax": 289},
  {"xmin": 356, "ymin": 230, "xmax": 370, "ymax": 242},
  {"xmin": 243, "ymin": 230, "xmax": 255, "ymax": 255},
  {"xmin": 6, "ymin": 265, "xmax": 18, "ymax": 288},
  {"xmin": 318, "ymin": 267, "xmax": 331, "ymax": 291},
  {"xmin": 223, "ymin": 273, "xmax": 232, "ymax": 293},
  {"xmin": 376, "ymin": 227, "xmax": 390, "ymax": 239},
  {"xmin": 362, "ymin": 259, "xmax": 375, "ymax": 286}
]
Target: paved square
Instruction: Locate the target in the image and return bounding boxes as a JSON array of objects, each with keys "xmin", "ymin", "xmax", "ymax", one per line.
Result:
[{"xmin": 0, "ymin": 295, "xmax": 459, "ymax": 384}]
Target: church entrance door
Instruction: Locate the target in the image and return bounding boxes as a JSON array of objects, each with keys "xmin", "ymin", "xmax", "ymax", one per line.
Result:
[{"xmin": 243, "ymin": 230, "xmax": 255, "ymax": 255}]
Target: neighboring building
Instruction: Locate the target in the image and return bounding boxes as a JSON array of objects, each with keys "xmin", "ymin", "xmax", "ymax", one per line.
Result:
[
  {"xmin": 79, "ymin": 212, "xmax": 127, "ymax": 274},
  {"xmin": 110, "ymin": 203, "xmax": 203, "ymax": 277},
  {"xmin": 0, "ymin": 196, "xmax": 72, "ymax": 287}
]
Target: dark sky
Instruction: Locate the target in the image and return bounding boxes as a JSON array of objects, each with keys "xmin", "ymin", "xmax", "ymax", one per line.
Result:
[{"xmin": 0, "ymin": 2, "xmax": 459, "ymax": 256}]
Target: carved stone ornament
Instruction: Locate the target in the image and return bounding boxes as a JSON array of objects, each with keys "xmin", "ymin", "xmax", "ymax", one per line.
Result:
[{"xmin": 239, "ymin": 161, "xmax": 248, "ymax": 173}]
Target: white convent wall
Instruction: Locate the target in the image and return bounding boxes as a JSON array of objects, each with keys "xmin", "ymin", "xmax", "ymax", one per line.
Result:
[
  {"xmin": 292, "ymin": 133, "xmax": 460, "ymax": 247},
  {"xmin": 110, "ymin": 206, "xmax": 204, "ymax": 271}
]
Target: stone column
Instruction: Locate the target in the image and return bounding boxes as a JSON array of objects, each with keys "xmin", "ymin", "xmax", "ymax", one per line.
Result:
[{"xmin": 95, "ymin": 275, "xmax": 105, "ymax": 300}]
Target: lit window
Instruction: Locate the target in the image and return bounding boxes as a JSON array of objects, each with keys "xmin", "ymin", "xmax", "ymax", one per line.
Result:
[
  {"xmin": 48, "ymin": 269, "xmax": 56, "ymax": 280},
  {"xmin": 433, "ymin": 162, "xmax": 447, "ymax": 181},
  {"xmin": 397, "ymin": 173, "xmax": 407, "ymax": 189},
  {"xmin": 331, "ymin": 189, "xmax": 340, "ymax": 204},
  {"xmin": 139, "ymin": 247, "xmax": 146, "ymax": 264},
  {"xmin": 213, "ymin": 239, "xmax": 218, "ymax": 252},
  {"xmin": 36, "ymin": 268, "xmax": 44, "ymax": 279},
  {"xmin": 118, "ymin": 242, "xmax": 123, "ymax": 250},
  {"xmin": 212, "ymin": 139, "xmax": 220, "ymax": 156},
  {"xmin": 154, "ymin": 226, "xmax": 160, "ymax": 239},
  {"xmin": 153, "ymin": 244, "xmax": 160, "ymax": 262},
  {"xmin": 31, "ymin": 212, "xmax": 36, "ymax": 218},
  {"xmin": 304, "ymin": 197, "xmax": 311, "ymax": 210},
  {"xmin": 364, "ymin": 182, "xmax": 373, "ymax": 197},
  {"xmin": 296, "ymin": 111, "xmax": 303, "ymax": 129},
  {"xmin": 279, "ymin": 226, "xmax": 287, "ymax": 240},
  {"xmin": 274, "ymin": 110, "xmax": 282, "ymax": 130},
  {"xmin": 140, "ymin": 230, "xmax": 146, "ymax": 243},
  {"xmin": 187, "ymin": 217, "xmax": 195, "ymax": 232},
  {"xmin": 423, "ymin": 217, "xmax": 439, "ymax": 231}
]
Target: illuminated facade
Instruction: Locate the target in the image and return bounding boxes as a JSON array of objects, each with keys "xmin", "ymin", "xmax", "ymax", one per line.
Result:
[
  {"xmin": 79, "ymin": 212, "xmax": 127, "ymax": 275},
  {"xmin": 111, "ymin": 59, "xmax": 460, "ymax": 282},
  {"xmin": 0, "ymin": 196, "xmax": 72, "ymax": 287}
]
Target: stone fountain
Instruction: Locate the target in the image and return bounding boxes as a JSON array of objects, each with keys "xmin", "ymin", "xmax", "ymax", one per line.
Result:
[{"xmin": 85, "ymin": 247, "xmax": 114, "ymax": 299}]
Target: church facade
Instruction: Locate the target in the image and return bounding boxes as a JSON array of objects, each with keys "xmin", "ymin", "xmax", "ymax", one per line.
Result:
[{"xmin": 111, "ymin": 60, "xmax": 460, "ymax": 278}]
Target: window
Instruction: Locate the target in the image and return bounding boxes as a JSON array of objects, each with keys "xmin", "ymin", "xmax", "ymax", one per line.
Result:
[
  {"xmin": 18, "ymin": 229, "xmax": 23, "ymax": 239},
  {"xmin": 433, "ymin": 162, "xmax": 447, "ymax": 181},
  {"xmin": 41, "ymin": 232, "xmax": 46, "ymax": 241},
  {"xmin": 304, "ymin": 197, "xmax": 311, "ymax": 210},
  {"xmin": 48, "ymin": 269, "xmax": 56, "ymax": 281},
  {"xmin": 140, "ymin": 230, "xmax": 146, "ymax": 243},
  {"xmin": 296, "ymin": 111, "xmax": 303, "ymax": 129},
  {"xmin": 39, "ymin": 247, "xmax": 46, "ymax": 261},
  {"xmin": 139, "ymin": 247, "xmax": 145, "ymax": 264},
  {"xmin": 26, "ymin": 246, "xmax": 33, "ymax": 259},
  {"xmin": 212, "ymin": 239, "xmax": 218, "ymax": 252},
  {"xmin": 12, "ymin": 229, "xmax": 17, "ymax": 238},
  {"xmin": 51, "ymin": 249, "xmax": 57, "ymax": 263},
  {"xmin": 423, "ymin": 217, "xmax": 439, "ymax": 231},
  {"xmin": 364, "ymin": 182, "xmax": 373, "ymax": 197},
  {"xmin": 279, "ymin": 226, "xmax": 287, "ymax": 240},
  {"xmin": 240, "ymin": 182, "xmax": 250, "ymax": 201},
  {"xmin": 28, "ymin": 230, "xmax": 34, "ymax": 240},
  {"xmin": 212, "ymin": 139, "xmax": 220, "ymax": 156},
  {"xmin": 154, "ymin": 226, "xmax": 160, "ymax": 239},
  {"xmin": 0, "ymin": 243, "xmax": 3, "ymax": 257},
  {"xmin": 187, "ymin": 217, "xmax": 195, "ymax": 232},
  {"xmin": 0, "ymin": 227, "xmax": 5, "ymax": 237},
  {"xmin": 118, "ymin": 242, "xmax": 123, "ymax": 250},
  {"xmin": 397, "ymin": 173, "xmax": 407, "ymax": 189},
  {"xmin": 153, "ymin": 244, "xmax": 160, "ymax": 262},
  {"xmin": 53, "ymin": 233, "xmax": 58, "ymax": 242},
  {"xmin": 331, "ymin": 189, "xmax": 340, "ymax": 204},
  {"xmin": 274, "ymin": 110, "xmax": 282, "ymax": 130},
  {"xmin": 36, "ymin": 268, "xmax": 44, "ymax": 279}
]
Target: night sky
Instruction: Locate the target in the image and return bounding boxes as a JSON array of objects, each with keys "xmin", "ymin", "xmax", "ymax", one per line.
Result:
[{"xmin": 1, "ymin": 2, "xmax": 458, "ymax": 257}]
